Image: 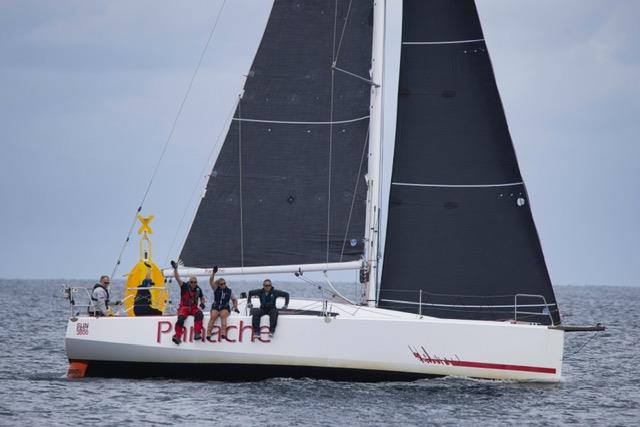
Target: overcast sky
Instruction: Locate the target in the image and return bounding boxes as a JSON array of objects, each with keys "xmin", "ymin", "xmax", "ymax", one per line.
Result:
[{"xmin": 0, "ymin": 0, "xmax": 638, "ymax": 286}]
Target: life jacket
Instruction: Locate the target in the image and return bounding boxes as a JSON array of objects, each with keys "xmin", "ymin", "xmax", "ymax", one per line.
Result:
[
  {"xmin": 179, "ymin": 284, "xmax": 202, "ymax": 308},
  {"xmin": 213, "ymin": 287, "xmax": 232, "ymax": 310},
  {"xmin": 88, "ymin": 283, "xmax": 110, "ymax": 315},
  {"xmin": 91, "ymin": 284, "xmax": 110, "ymax": 306}
]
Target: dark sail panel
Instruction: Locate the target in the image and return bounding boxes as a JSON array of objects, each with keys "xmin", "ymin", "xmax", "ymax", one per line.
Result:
[
  {"xmin": 181, "ymin": 0, "xmax": 373, "ymax": 268},
  {"xmin": 380, "ymin": 0, "xmax": 560, "ymax": 324}
]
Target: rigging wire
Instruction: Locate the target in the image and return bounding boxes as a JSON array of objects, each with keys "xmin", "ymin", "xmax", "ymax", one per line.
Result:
[
  {"xmin": 295, "ymin": 273, "xmax": 341, "ymax": 301},
  {"xmin": 238, "ymin": 94, "xmax": 245, "ymax": 268},
  {"xmin": 564, "ymin": 331, "xmax": 601, "ymax": 360},
  {"xmin": 339, "ymin": 128, "xmax": 369, "ymax": 261},
  {"xmin": 332, "ymin": 0, "xmax": 372, "ymax": 264},
  {"xmin": 326, "ymin": 70, "xmax": 335, "ymax": 264},
  {"xmin": 322, "ymin": 271, "xmax": 356, "ymax": 305},
  {"xmin": 290, "ymin": 280, "xmax": 406, "ymax": 318},
  {"xmin": 332, "ymin": 0, "xmax": 373, "ymax": 86},
  {"xmin": 110, "ymin": 0, "xmax": 227, "ymax": 278},
  {"xmin": 326, "ymin": 0, "xmax": 340, "ymax": 264},
  {"xmin": 164, "ymin": 98, "xmax": 239, "ymax": 265},
  {"xmin": 333, "ymin": 0, "xmax": 354, "ymax": 65}
]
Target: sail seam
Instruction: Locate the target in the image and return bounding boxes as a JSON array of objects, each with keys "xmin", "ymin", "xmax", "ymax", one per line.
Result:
[
  {"xmin": 402, "ymin": 38, "xmax": 484, "ymax": 45},
  {"xmin": 231, "ymin": 116, "xmax": 369, "ymax": 125},
  {"xmin": 392, "ymin": 181, "xmax": 523, "ymax": 188}
]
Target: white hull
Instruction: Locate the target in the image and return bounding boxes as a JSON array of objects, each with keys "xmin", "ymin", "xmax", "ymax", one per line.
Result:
[{"xmin": 65, "ymin": 298, "xmax": 564, "ymax": 381}]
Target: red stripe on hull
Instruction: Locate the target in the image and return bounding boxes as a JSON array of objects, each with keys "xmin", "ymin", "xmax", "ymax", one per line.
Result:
[
  {"xmin": 410, "ymin": 348, "xmax": 557, "ymax": 374},
  {"xmin": 450, "ymin": 360, "xmax": 556, "ymax": 374}
]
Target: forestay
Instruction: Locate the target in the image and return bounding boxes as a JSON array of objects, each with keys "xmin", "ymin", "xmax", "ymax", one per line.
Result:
[
  {"xmin": 181, "ymin": 0, "xmax": 374, "ymax": 269},
  {"xmin": 379, "ymin": 0, "xmax": 561, "ymax": 325}
]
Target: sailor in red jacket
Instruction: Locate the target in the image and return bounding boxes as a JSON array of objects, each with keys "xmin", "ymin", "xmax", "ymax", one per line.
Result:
[{"xmin": 170, "ymin": 260, "xmax": 207, "ymax": 345}]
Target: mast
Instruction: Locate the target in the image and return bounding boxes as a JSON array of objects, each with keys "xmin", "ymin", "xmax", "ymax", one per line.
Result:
[{"xmin": 364, "ymin": 0, "xmax": 385, "ymax": 307}]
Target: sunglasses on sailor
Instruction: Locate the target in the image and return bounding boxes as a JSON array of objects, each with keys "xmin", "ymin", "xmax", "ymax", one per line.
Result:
[{"xmin": 189, "ymin": 280, "xmax": 197, "ymax": 284}]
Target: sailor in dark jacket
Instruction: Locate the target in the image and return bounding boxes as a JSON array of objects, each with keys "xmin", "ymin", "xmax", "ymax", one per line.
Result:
[
  {"xmin": 247, "ymin": 279, "xmax": 289, "ymax": 339},
  {"xmin": 133, "ymin": 263, "xmax": 163, "ymax": 316}
]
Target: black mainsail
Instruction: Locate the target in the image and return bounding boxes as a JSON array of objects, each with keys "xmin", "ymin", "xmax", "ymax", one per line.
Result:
[
  {"xmin": 181, "ymin": 1, "xmax": 373, "ymax": 268},
  {"xmin": 379, "ymin": 0, "xmax": 561, "ymax": 325}
]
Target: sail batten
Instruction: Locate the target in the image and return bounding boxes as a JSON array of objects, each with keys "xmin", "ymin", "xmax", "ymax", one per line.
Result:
[
  {"xmin": 231, "ymin": 115, "xmax": 370, "ymax": 125},
  {"xmin": 380, "ymin": 0, "xmax": 560, "ymax": 325},
  {"xmin": 392, "ymin": 181, "xmax": 524, "ymax": 188},
  {"xmin": 402, "ymin": 39, "xmax": 485, "ymax": 45}
]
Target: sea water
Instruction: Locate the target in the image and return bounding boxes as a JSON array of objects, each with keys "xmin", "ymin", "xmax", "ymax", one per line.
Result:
[{"xmin": 0, "ymin": 280, "xmax": 637, "ymax": 426}]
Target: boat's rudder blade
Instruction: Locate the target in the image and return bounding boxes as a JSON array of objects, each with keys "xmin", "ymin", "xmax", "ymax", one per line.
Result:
[{"xmin": 67, "ymin": 360, "xmax": 88, "ymax": 378}]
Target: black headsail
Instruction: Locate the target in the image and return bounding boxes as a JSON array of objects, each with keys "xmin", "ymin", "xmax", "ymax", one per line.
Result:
[
  {"xmin": 379, "ymin": 0, "xmax": 561, "ymax": 325},
  {"xmin": 180, "ymin": 1, "xmax": 373, "ymax": 268}
]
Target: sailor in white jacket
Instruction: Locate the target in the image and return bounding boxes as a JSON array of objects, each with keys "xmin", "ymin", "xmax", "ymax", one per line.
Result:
[{"xmin": 89, "ymin": 275, "xmax": 112, "ymax": 316}]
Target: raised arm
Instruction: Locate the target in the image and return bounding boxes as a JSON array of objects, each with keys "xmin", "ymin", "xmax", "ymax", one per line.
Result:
[
  {"xmin": 208, "ymin": 265, "xmax": 219, "ymax": 289},
  {"xmin": 170, "ymin": 260, "xmax": 183, "ymax": 286}
]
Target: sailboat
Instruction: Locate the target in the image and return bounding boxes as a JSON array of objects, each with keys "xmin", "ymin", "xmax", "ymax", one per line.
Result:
[{"xmin": 64, "ymin": 0, "xmax": 603, "ymax": 381}]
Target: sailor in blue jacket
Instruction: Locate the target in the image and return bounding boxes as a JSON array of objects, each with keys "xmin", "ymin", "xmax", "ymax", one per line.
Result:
[
  {"xmin": 206, "ymin": 266, "xmax": 239, "ymax": 340},
  {"xmin": 247, "ymin": 279, "xmax": 290, "ymax": 339}
]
